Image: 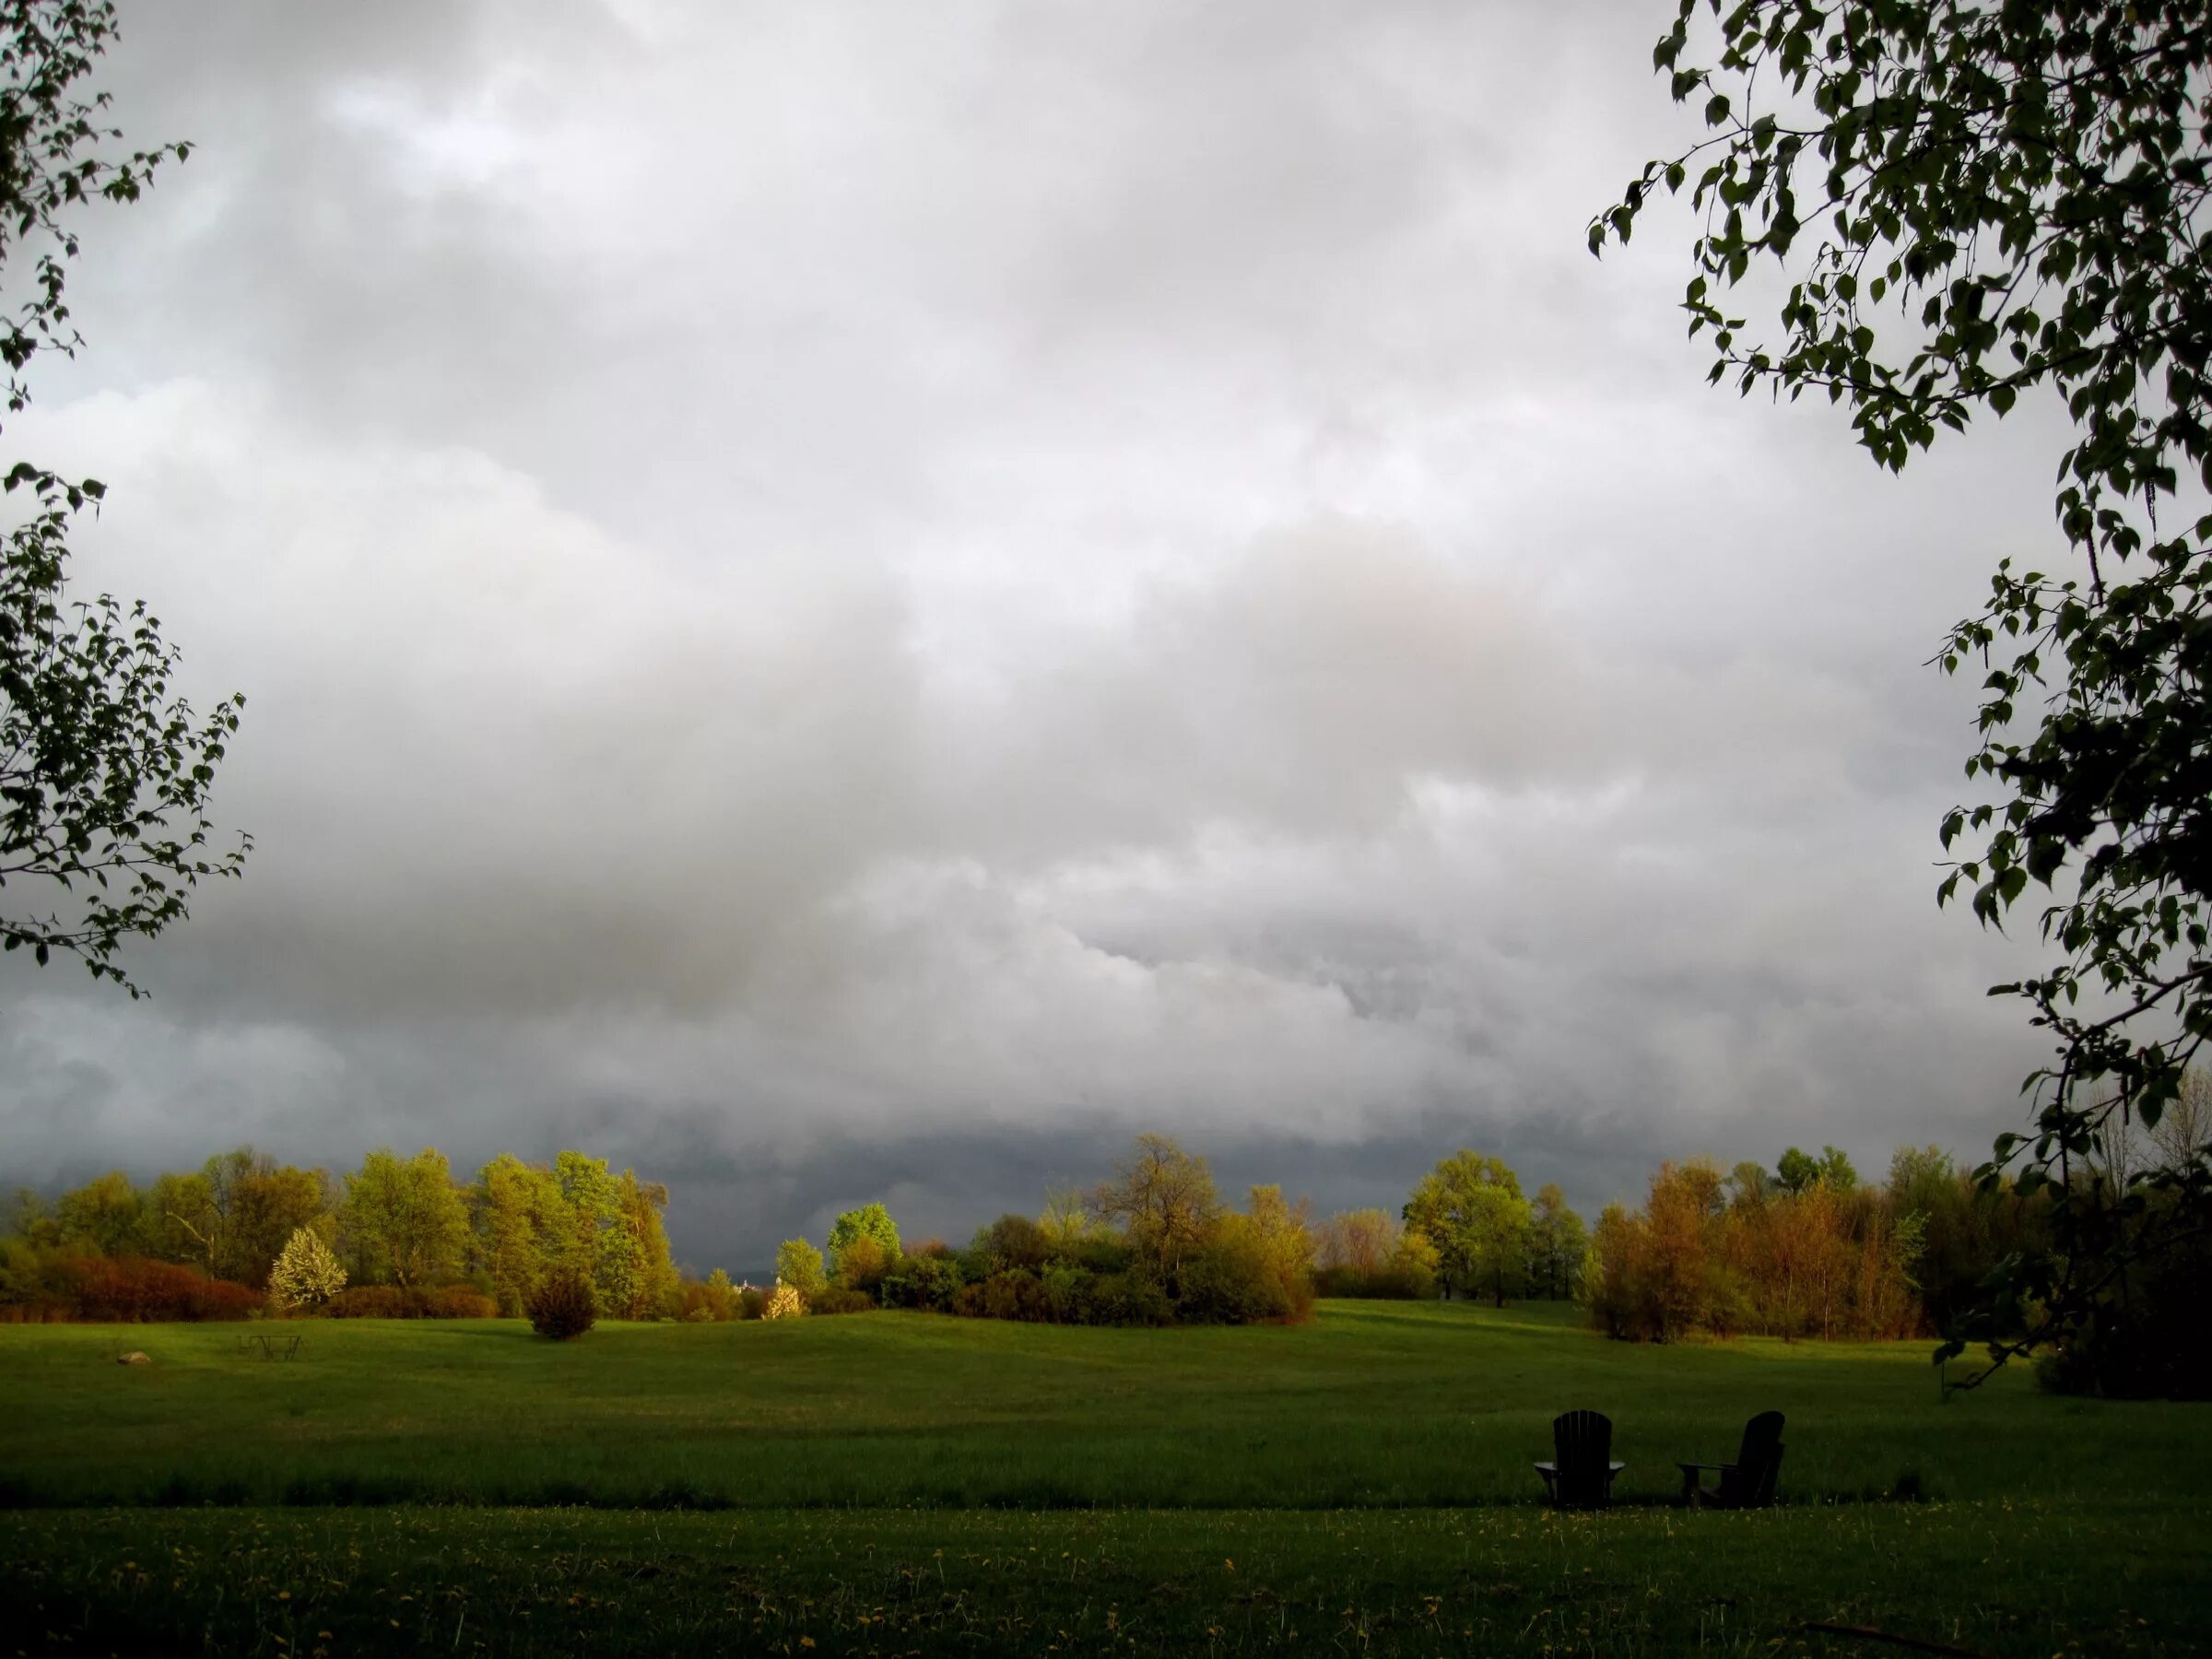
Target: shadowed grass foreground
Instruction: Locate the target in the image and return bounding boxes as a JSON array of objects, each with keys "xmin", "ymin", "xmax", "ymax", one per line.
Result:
[
  {"xmin": 3, "ymin": 1300, "xmax": 2207, "ymax": 1509},
  {"xmin": 4, "ymin": 1500, "xmax": 2206, "ymax": 1656}
]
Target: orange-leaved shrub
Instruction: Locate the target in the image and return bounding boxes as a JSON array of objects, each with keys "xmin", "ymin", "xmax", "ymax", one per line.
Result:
[
  {"xmin": 320, "ymin": 1285, "xmax": 498, "ymax": 1319},
  {"xmin": 1589, "ymin": 1159, "xmax": 1925, "ymax": 1343},
  {"xmin": 54, "ymin": 1256, "xmax": 261, "ymax": 1322}
]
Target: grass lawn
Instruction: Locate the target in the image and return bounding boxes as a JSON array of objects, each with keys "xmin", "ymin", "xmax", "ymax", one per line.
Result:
[{"xmin": 2, "ymin": 1300, "xmax": 2206, "ymax": 1653}]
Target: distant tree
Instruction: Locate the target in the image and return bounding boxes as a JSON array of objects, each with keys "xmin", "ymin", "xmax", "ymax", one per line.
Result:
[
  {"xmin": 147, "ymin": 1169, "xmax": 217, "ymax": 1274},
  {"xmin": 1524, "ymin": 1183, "xmax": 1589, "ymax": 1300},
  {"xmin": 0, "ymin": 0, "xmax": 248, "ymax": 993},
  {"xmin": 1817, "ymin": 1147, "xmax": 1860, "ymax": 1194},
  {"xmin": 616, "ymin": 1170, "xmax": 677, "ymax": 1319},
  {"xmin": 469, "ymin": 1154, "xmax": 563, "ymax": 1316},
  {"xmin": 830, "ymin": 1233, "xmax": 889, "ymax": 1294},
  {"xmin": 826, "ymin": 1202, "xmax": 901, "ymax": 1277},
  {"xmin": 339, "ymin": 1148, "xmax": 467, "ymax": 1288},
  {"xmin": 1725, "ymin": 1161, "xmax": 1773, "ymax": 1208},
  {"xmin": 1090, "ymin": 1134, "xmax": 1220, "ymax": 1288},
  {"xmin": 154, "ymin": 1147, "xmax": 329, "ymax": 1286},
  {"xmin": 1241, "ymin": 1184, "xmax": 1316, "ymax": 1316},
  {"xmin": 1775, "ymin": 1147, "xmax": 1820, "ymax": 1196},
  {"xmin": 218, "ymin": 1157, "xmax": 330, "ymax": 1287},
  {"xmin": 1404, "ymin": 1150, "xmax": 1533, "ymax": 1307},
  {"xmin": 1640, "ymin": 1160, "xmax": 1727, "ymax": 1341},
  {"xmin": 1388, "ymin": 1227, "xmax": 1441, "ymax": 1300},
  {"xmin": 1036, "ymin": 1182, "xmax": 1095, "ymax": 1250},
  {"xmin": 6, "ymin": 1187, "xmax": 60, "ymax": 1249},
  {"xmin": 971, "ymin": 1213, "xmax": 1050, "ymax": 1276},
  {"xmin": 1315, "ymin": 1208, "xmax": 1401, "ymax": 1277},
  {"xmin": 53, "ymin": 1170, "xmax": 148, "ymax": 1257},
  {"xmin": 774, "ymin": 1237, "xmax": 825, "ymax": 1300},
  {"xmin": 552, "ymin": 1151, "xmax": 638, "ymax": 1312},
  {"xmin": 701, "ymin": 1266, "xmax": 737, "ymax": 1321},
  {"xmin": 266, "ymin": 1225, "xmax": 345, "ymax": 1311},
  {"xmin": 2150, "ymin": 1067, "xmax": 2212, "ymax": 1174},
  {"xmin": 1585, "ymin": 1202, "xmax": 1645, "ymax": 1339}
]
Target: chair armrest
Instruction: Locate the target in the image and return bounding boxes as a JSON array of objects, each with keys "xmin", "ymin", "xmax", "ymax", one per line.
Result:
[{"xmin": 1677, "ymin": 1462, "xmax": 1727, "ymax": 1473}]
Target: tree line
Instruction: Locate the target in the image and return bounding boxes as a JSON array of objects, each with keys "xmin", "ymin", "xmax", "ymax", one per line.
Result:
[
  {"xmin": 1, "ymin": 1147, "xmax": 680, "ymax": 1324},
  {"xmin": 12, "ymin": 1120, "xmax": 2204, "ymax": 1395},
  {"xmin": 763, "ymin": 1139, "xmax": 1590, "ymax": 1325}
]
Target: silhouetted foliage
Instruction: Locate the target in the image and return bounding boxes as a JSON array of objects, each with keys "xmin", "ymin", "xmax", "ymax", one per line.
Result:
[
  {"xmin": 0, "ymin": 0, "xmax": 248, "ymax": 991},
  {"xmin": 525, "ymin": 1268, "xmax": 597, "ymax": 1340},
  {"xmin": 1596, "ymin": 0, "xmax": 2212, "ymax": 1382}
]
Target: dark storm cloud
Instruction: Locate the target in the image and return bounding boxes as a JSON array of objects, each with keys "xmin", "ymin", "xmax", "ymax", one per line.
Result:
[{"xmin": 0, "ymin": 1, "xmax": 2065, "ymax": 1265}]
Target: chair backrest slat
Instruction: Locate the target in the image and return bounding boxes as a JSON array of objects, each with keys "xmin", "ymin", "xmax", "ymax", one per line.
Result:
[
  {"xmin": 1550, "ymin": 1409, "xmax": 1613, "ymax": 1507},
  {"xmin": 1735, "ymin": 1410, "xmax": 1784, "ymax": 1467},
  {"xmin": 1722, "ymin": 1410, "xmax": 1785, "ymax": 1508}
]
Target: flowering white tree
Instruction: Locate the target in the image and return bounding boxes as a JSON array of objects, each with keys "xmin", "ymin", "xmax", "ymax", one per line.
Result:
[
  {"xmin": 267, "ymin": 1226, "xmax": 346, "ymax": 1311},
  {"xmin": 762, "ymin": 1281, "xmax": 804, "ymax": 1320}
]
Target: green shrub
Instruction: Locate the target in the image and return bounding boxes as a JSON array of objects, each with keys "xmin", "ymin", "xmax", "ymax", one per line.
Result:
[
  {"xmin": 1178, "ymin": 1235, "xmax": 1294, "ymax": 1325},
  {"xmin": 879, "ymin": 1254, "xmax": 965, "ymax": 1312},
  {"xmin": 980, "ymin": 1268, "xmax": 1048, "ymax": 1322},
  {"xmin": 1072, "ymin": 1270, "xmax": 1171, "ymax": 1326},
  {"xmin": 808, "ymin": 1285, "xmax": 874, "ymax": 1315},
  {"xmin": 1065, "ymin": 1235, "xmax": 1137, "ymax": 1276}
]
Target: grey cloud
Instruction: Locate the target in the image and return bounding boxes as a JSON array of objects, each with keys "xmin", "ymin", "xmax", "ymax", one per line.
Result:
[{"xmin": 0, "ymin": 1, "xmax": 2075, "ymax": 1265}]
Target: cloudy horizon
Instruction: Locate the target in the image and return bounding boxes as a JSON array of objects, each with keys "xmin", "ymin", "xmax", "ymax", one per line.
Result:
[{"xmin": 0, "ymin": 0, "xmax": 2067, "ymax": 1267}]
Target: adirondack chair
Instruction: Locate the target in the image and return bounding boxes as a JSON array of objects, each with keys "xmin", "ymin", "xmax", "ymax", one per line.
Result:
[
  {"xmin": 1534, "ymin": 1409, "xmax": 1625, "ymax": 1509},
  {"xmin": 1677, "ymin": 1410, "xmax": 1785, "ymax": 1509}
]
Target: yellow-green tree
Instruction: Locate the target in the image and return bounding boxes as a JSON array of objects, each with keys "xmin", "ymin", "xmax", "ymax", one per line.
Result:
[
  {"xmin": 469, "ymin": 1155, "xmax": 564, "ymax": 1315},
  {"xmin": 1404, "ymin": 1150, "xmax": 1532, "ymax": 1307},
  {"xmin": 340, "ymin": 1148, "xmax": 468, "ymax": 1288},
  {"xmin": 774, "ymin": 1237, "xmax": 825, "ymax": 1299},
  {"xmin": 1525, "ymin": 1183, "xmax": 1588, "ymax": 1301},
  {"xmin": 826, "ymin": 1202, "xmax": 900, "ymax": 1280},
  {"xmin": 616, "ymin": 1170, "xmax": 678, "ymax": 1319},
  {"xmin": 53, "ymin": 1171, "xmax": 151, "ymax": 1258},
  {"xmin": 1090, "ymin": 1134, "xmax": 1219, "ymax": 1288}
]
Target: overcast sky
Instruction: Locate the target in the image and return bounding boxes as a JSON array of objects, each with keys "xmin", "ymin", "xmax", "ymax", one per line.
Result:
[{"xmin": 0, "ymin": 0, "xmax": 2069, "ymax": 1268}]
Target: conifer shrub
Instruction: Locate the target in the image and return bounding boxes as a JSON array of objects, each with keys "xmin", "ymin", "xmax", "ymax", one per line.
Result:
[{"xmin": 525, "ymin": 1269, "xmax": 598, "ymax": 1339}]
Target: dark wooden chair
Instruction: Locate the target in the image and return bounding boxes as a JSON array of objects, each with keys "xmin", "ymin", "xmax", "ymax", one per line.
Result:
[
  {"xmin": 1677, "ymin": 1410, "xmax": 1784, "ymax": 1509},
  {"xmin": 1534, "ymin": 1408, "xmax": 1625, "ymax": 1509}
]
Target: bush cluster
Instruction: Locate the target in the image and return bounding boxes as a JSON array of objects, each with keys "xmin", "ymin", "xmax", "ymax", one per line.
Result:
[
  {"xmin": 804, "ymin": 1199, "xmax": 1312, "ymax": 1330},
  {"xmin": 319, "ymin": 1285, "xmax": 499, "ymax": 1320},
  {"xmin": 11, "ymin": 1256, "xmax": 265, "ymax": 1323}
]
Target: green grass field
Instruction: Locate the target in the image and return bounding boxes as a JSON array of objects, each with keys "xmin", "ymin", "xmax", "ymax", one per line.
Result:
[{"xmin": 3, "ymin": 1301, "xmax": 2207, "ymax": 1654}]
